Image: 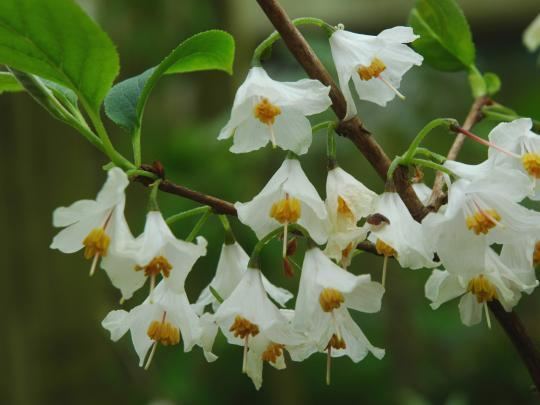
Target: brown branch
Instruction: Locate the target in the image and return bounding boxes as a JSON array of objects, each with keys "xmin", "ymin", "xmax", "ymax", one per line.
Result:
[
  {"xmin": 133, "ymin": 174, "xmax": 237, "ymax": 216},
  {"xmin": 426, "ymin": 96, "xmax": 490, "ymax": 213},
  {"xmin": 255, "ymin": 0, "xmax": 428, "ymax": 222},
  {"xmin": 488, "ymin": 300, "xmax": 540, "ymax": 392}
]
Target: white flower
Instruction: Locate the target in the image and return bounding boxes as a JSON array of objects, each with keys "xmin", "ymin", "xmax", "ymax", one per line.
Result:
[
  {"xmin": 329, "ymin": 26, "xmax": 423, "ymax": 117},
  {"xmin": 214, "ymin": 268, "xmax": 300, "ymax": 390},
  {"xmin": 423, "ymin": 173, "xmax": 540, "ymax": 278},
  {"xmin": 324, "ymin": 166, "xmax": 377, "ymax": 267},
  {"xmin": 102, "ymin": 281, "xmax": 204, "ymax": 368},
  {"xmin": 50, "ymin": 167, "xmax": 132, "ymax": 276},
  {"xmin": 193, "ymin": 241, "xmax": 293, "ymax": 314},
  {"xmin": 425, "ymin": 248, "xmax": 537, "ymax": 327},
  {"xmin": 218, "ymin": 67, "xmax": 332, "ymax": 155},
  {"xmin": 235, "ymin": 158, "xmax": 328, "ymax": 245},
  {"xmin": 293, "ymin": 248, "xmax": 385, "ymax": 366},
  {"xmin": 524, "ymin": 14, "xmax": 540, "ymax": 52},
  {"xmin": 367, "ymin": 192, "xmax": 437, "ymax": 270},
  {"xmin": 101, "ymin": 211, "xmax": 207, "ymax": 300}
]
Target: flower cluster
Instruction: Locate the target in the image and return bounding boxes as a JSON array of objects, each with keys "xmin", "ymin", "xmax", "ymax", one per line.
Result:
[{"xmin": 48, "ymin": 19, "xmax": 540, "ymax": 391}]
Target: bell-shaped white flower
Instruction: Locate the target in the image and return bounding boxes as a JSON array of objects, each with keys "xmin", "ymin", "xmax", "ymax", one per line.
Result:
[
  {"xmin": 367, "ymin": 192, "xmax": 437, "ymax": 271},
  {"xmin": 235, "ymin": 158, "xmax": 328, "ymax": 247},
  {"xmin": 218, "ymin": 67, "xmax": 332, "ymax": 155},
  {"xmin": 293, "ymin": 248, "xmax": 385, "ymax": 377},
  {"xmin": 425, "ymin": 248, "xmax": 537, "ymax": 327},
  {"xmin": 214, "ymin": 268, "xmax": 300, "ymax": 390},
  {"xmin": 324, "ymin": 166, "xmax": 377, "ymax": 267},
  {"xmin": 50, "ymin": 167, "xmax": 132, "ymax": 276},
  {"xmin": 486, "ymin": 119, "xmax": 540, "ymax": 200},
  {"xmin": 329, "ymin": 26, "xmax": 423, "ymax": 118},
  {"xmin": 102, "ymin": 281, "xmax": 205, "ymax": 368},
  {"xmin": 101, "ymin": 210, "xmax": 207, "ymax": 300},
  {"xmin": 423, "ymin": 172, "xmax": 540, "ymax": 278},
  {"xmin": 193, "ymin": 241, "xmax": 293, "ymax": 314}
]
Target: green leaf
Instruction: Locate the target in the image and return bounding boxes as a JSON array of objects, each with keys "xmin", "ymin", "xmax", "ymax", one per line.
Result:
[
  {"xmin": 105, "ymin": 30, "xmax": 235, "ymax": 133},
  {"xmin": 0, "ymin": 0, "xmax": 119, "ymax": 111},
  {"xmin": 483, "ymin": 72, "xmax": 501, "ymax": 96},
  {"xmin": 0, "ymin": 71, "xmax": 22, "ymax": 93},
  {"xmin": 409, "ymin": 0, "xmax": 475, "ymax": 71},
  {"xmin": 468, "ymin": 67, "xmax": 486, "ymax": 98}
]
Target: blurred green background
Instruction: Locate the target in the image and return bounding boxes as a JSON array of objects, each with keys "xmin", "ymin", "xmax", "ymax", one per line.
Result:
[{"xmin": 1, "ymin": 0, "xmax": 540, "ymax": 404}]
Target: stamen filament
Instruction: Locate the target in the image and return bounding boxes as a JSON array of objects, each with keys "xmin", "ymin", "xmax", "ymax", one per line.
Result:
[
  {"xmin": 149, "ymin": 274, "xmax": 156, "ymax": 304},
  {"xmin": 378, "ymin": 76, "xmax": 405, "ymax": 100},
  {"xmin": 144, "ymin": 342, "xmax": 158, "ymax": 370},
  {"xmin": 269, "ymin": 126, "xmax": 277, "ymax": 149},
  {"xmin": 484, "ymin": 302, "xmax": 492, "ymax": 330},
  {"xmin": 282, "ymin": 221, "xmax": 288, "ymax": 258},
  {"xmin": 242, "ymin": 336, "xmax": 249, "ymax": 373},
  {"xmin": 89, "ymin": 254, "xmax": 99, "ymax": 277},
  {"xmin": 326, "ymin": 346, "xmax": 332, "ymax": 386},
  {"xmin": 454, "ymin": 127, "xmax": 520, "ymax": 158},
  {"xmin": 382, "ymin": 256, "xmax": 388, "ymax": 288}
]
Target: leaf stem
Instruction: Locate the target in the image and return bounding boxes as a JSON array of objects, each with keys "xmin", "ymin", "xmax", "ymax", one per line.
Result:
[
  {"xmin": 186, "ymin": 208, "xmax": 212, "ymax": 242},
  {"xmin": 166, "ymin": 206, "xmax": 211, "ymax": 226}
]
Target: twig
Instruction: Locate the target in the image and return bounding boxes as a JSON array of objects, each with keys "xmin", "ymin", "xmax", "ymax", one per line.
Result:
[
  {"xmin": 426, "ymin": 96, "xmax": 490, "ymax": 212},
  {"xmin": 488, "ymin": 300, "xmax": 540, "ymax": 392},
  {"xmin": 255, "ymin": 0, "xmax": 428, "ymax": 222}
]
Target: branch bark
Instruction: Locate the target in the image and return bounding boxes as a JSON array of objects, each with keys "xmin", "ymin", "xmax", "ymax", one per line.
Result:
[{"xmin": 255, "ymin": 0, "xmax": 428, "ymax": 222}]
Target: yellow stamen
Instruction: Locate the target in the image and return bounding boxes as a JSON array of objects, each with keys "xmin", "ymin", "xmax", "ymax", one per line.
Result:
[
  {"xmin": 375, "ymin": 239, "xmax": 396, "ymax": 257},
  {"xmin": 83, "ymin": 227, "xmax": 110, "ymax": 260},
  {"xmin": 261, "ymin": 343, "xmax": 285, "ymax": 363},
  {"xmin": 326, "ymin": 334, "xmax": 346, "ymax": 350},
  {"xmin": 319, "ymin": 288, "xmax": 345, "ymax": 312},
  {"xmin": 135, "ymin": 255, "xmax": 173, "ymax": 278},
  {"xmin": 533, "ymin": 241, "xmax": 540, "ymax": 266},
  {"xmin": 270, "ymin": 197, "xmax": 301, "ymax": 224},
  {"xmin": 522, "ymin": 153, "xmax": 540, "ymax": 178},
  {"xmin": 341, "ymin": 242, "xmax": 354, "ymax": 260},
  {"xmin": 337, "ymin": 196, "xmax": 354, "ymax": 221},
  {"xmin": 465, "ymin": 209, "xmax": 501, "ymax": 235},
  {"xmin": 467, "ymin": 275, "xmax": 497, "ymax": 303},
  {"xmin": 253, "ymin": 98, "xmax": 281, "ymax": 125},
  {"xmin": 229, "ymin": 316, "xmax": 260, "ymax": 339},
  {"xmin": 147, "ymin": 320, "xmax": 181, "ymax": 346},
  {"xmin": 357, "ymin": 58, "xmax": 386, "ymax": 81}
]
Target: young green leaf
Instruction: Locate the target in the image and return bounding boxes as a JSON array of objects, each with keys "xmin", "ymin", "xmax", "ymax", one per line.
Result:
[
  {"xmin": 483, "ymin": 72, "xmax": 501, "ymax": 96},
  {"xmin": 409, "ymin": 0, "xmax": 475, "ymax": 71},
  {"xmin": 105, "ymin": 30, "xmax": 235, "ymax": 133},
  {"xmin": 468, "ymin": 67, "xmax": 486, "ymax": 98},
  {"xmin": 0, "ymin": 0, "xmax": 119, "ymax": 111},
  {"xmin": 0, "ymin": 72, "xmax": 23, "ymax": 93}
]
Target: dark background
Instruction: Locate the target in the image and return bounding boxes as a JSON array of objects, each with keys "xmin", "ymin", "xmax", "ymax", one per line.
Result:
[{"xmin": 1, "ymin": 0, "xmax": 539, "ymax": 404}]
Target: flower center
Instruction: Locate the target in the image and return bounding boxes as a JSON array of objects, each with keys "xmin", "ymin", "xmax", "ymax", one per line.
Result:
[
  {"xmin": 253, "ymin": 98, "xmax": 281, "ymax": 125},
  {"xmin": 135, "ymin": 255, "xmax": 173, "ymax": 278},
  {"xmin": 375, "ymin": 239, "xmax": 396, "ymax": 257},
  {"xmin": 467, "ymin": 275, "xmax": 497, "ymax": 303},
  {"xmin": 357, "ymin": 58, "xmax": 386, "ymax": 81},
  {"xmin": 229, "ymin": 315, "xmax": 260, "ymax": 339},
  {"xmin": 319, "ymin": 288, "xmax": 345, "ymax": 312},
  {"xmin": 261, "ymin": 343, "xmax": 285, "ymax": 363},
  {"xmin": 534, "ymin": 241, "xmax": 540, "ymax": 266},
  {"xmin": 83, "ymin": 227, "xmax": 110, "ymax": 259},
  {"xmin": 270, "ymin": 197, "xmax": 301, "ymax": 224},
  {"xmin": 147, "ymin": 319, "xmax": 181, "ymax": 346},
  {"xmin": 522, "ymin": 153, "xmax": 540, "ymax": 178},
  {"xmin": 465, "ymin": 209, "xmax": 501, "ymax": 235},
  {"xmin": 337, "ymin": 196, "xmax": 354, "ymax": 220},
  {"xmin": 326, "ymin": 334, "xmax": 346, "ymax": 350}
]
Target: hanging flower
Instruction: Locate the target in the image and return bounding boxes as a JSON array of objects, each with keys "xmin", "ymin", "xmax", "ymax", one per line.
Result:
[
  {"xmin": 50, "ymin": 167, "xmax": 132, "ymax": 277},
  {"xmin": 425, "ymin": 248, "xmax": 537, "ymax": 327},
  {"xmin": 329, "ymin": 26, "xmax": 423, "ymax": 118},
  {"xmin": 324, "ymin": 166, "xmax": 378, "ymax": 267},
  {"xmin": 367, "ymin": 192, "xmax": 437, "ymax": 271},
  {"xmin": 193, "ymin": 241, "xmax": 293, "ymax": 314},
  {"xmin": 101, "ymin": 210, "xmax": 207, "ymax": 301},
  {"xmin": 101, "ymin": 281, "xmax": 205, "ymax": 368},
  {"xmin": 214, "ymin": 268, "xmax": 301, "ymax": 390},
  {"xmin": 218, "ymin": 67, "xmax": 332, "ymax": 155},
  {"xmin": 235, "ymin": 158, "xmax": 328, "ymax": 251},
  {"xmin": 293, "ymin": 248, "xmax": 385, "ymax": 383},
  {"xmin": 423, "ymin": 172, "xmax": 540, "ymax": 278}
]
